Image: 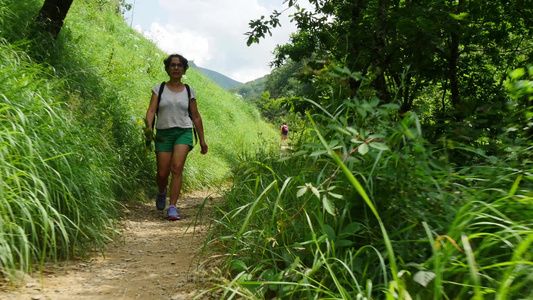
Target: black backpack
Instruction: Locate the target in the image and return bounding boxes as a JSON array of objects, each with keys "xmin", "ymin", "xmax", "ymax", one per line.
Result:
[{"xmin": 152, "ymin": 82, "xmax": 198, "ymax": 144}]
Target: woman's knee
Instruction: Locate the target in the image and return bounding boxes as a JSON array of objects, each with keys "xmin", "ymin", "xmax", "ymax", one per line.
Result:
[
  {"xmin": 170, "ymin": 163, "xmax": 184, "ymax": 175},
  {"xmin": 157, "ymin": 169, "xmax": 171, "ymax": 179}
]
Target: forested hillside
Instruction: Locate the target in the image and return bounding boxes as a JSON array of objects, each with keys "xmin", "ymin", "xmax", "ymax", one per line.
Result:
[
  {"xmin": 0, "ymin": 0, "xmax": 278, "ymax": 278},
  {"xmin": 230, "ymin": 75, "xmax": 266, "ymax": 100},
  {"xmin": 190, "ymin": 61, "xmax": 243, "ymax": 90}
]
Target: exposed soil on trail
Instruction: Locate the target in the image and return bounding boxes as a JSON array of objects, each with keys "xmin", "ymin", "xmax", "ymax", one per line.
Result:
[{"xmin": 0, "ymin": 191, "xmax": 222, "ymax": 300}]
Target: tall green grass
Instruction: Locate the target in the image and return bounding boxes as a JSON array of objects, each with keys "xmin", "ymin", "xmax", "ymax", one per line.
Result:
[
  {"xmin": 0, "ymin": 38, "xmax": 118, "ymax": 276},
  {"xmin": 205, "ymin": 93, "xmax": 532, "ymax": 299}
]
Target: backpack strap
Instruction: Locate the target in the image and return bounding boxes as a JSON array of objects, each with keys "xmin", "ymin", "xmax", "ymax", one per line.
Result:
[
  {"xmin": 152, "ymin": 81, "xmax": 166, "ymax": 130},
  {"xmin": 185, "ymin": 84, "xmax": 191, "ymax": 116}
]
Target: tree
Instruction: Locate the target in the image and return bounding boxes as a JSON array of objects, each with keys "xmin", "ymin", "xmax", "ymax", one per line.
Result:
[
  {"xmin": 247, "ymin": 0, "xmax": 533, "ymax": 152},
  {"xmin": 36, "ymin": 0, "xmax": 74, "ymax": 38}
]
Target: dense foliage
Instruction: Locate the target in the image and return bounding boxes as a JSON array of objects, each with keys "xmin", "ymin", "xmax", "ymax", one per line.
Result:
[
  {"xmin": 0, "ymin": 0, "xmax": 278, "ymax": 278},
  {"xmin": 203, "ymin": 0, "xmax": 533, "ymax": 299},
  {"xmin": 208, "ymin": 76, "xmax": 533, "ymax": 299},
  {"xmin": 248, "ymin": 0, "xmax": 533, "ymax": 150}
]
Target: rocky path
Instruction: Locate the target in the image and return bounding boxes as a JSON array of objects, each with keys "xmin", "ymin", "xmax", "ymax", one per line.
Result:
[{"xmin": 0, "ymin": 191, "xmax": 219, "ymax": 300}]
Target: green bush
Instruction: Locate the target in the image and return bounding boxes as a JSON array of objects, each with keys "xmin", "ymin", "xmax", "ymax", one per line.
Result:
[{"xmin": 208, "ymin": 87, "xmax": 532, "ymax": 299}]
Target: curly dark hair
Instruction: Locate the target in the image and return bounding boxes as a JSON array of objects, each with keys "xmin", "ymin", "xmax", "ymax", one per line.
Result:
[{"xmin": 163, "ymin": 54, "xmax": 189, "ymax": 73}]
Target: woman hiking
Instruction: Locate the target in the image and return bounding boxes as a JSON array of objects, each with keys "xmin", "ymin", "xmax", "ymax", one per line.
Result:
[
  {"xmin": 281, "ymin": 122, "xmax": 288, "ymax": 143},
  {"xmin": 144, "ymin": 54, "xmax": 208, "ymax": 220}
]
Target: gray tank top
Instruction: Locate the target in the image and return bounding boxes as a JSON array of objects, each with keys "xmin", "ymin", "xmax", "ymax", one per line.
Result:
[{"xmin": 152, "ymin": 83, "xmax": 196, "ymax": 130}]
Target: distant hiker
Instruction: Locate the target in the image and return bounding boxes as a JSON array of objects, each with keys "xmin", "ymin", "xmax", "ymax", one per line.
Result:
[
  {"xmin": 281, "ymin": 122, "xmax": 288, "ymax": 143},
  {"xmin": 144, "ymin": 54, "xmax": 208, "ymax": 220}
]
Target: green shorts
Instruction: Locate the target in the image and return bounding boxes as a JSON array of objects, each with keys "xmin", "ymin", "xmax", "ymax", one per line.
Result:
[{"xmin": 154, "ymin": 127, "xmax": 193, "ymax": 152}]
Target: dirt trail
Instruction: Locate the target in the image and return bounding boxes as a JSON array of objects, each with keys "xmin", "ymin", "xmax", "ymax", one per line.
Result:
[{"xmin": 0, "ymin": 191, "xmax": 220, "ymax": 300}]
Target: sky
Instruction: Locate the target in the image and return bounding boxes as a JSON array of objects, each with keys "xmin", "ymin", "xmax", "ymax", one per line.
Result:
[{"xmin": 123, "ymin": 0, "xmax": 309, "ymax": 83}]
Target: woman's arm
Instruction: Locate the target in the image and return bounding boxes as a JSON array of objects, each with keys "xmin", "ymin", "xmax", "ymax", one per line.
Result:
[
  {"xmin": 189, "ymin": 99, "xmax": 208, "ymax": 155},
  {"xmin": 145, "ymin": 91, "xmax": 159, "ymax": 129}
]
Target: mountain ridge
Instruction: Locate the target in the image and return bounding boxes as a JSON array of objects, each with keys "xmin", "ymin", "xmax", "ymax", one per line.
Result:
[{"xmin": 189, "ymin": 61, "xmax": 243, "ymax": 90}]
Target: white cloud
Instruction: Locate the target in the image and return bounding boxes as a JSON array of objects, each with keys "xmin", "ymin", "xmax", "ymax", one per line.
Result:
[
  {"xmin": 131, "ymin": 0, "xmax": 308, "ymax": 82},
  {"xmin": 136, "ymin": 23, "xmax": 211, "ymax": 66}
]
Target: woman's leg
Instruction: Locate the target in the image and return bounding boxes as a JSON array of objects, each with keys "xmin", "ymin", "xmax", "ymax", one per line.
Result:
[
  {"xmin": 168, "ymin": 144, "xmax": 191, "ymax": 207},
  {"xmin": 156, "ymin": 151, "xmax": 173, "ymax": 192}
]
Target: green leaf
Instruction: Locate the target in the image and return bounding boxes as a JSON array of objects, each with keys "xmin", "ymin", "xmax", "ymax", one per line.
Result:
[
  {"xmin": 310, "ymin": 150, "xmax": 327, "ymax": 157},
  {"xmin": 323, "ymin": 224, "xmax": 335, "ymax": 239},
  {"xmin": 327, "ymin": 71, "xmax": 342, "ymax": 78},
  {"xmin": 346, "ymin": 127, "xmax": 359, "ymax": 135},
  {"xmin": 328, "ymin": 140, "xmax": 339, "ymax": 148},
  {"xmin": 232, "ymin": 260, "xmax": 248, "ymax": 272},
  {"xmin": 358, "ymin": 143, "xmax": 369, "ymax": 155},
  {"xmin": 368, "ymin": 134, "xmax": 386, "ymax": 139},
  {"xmin": 239, "ymin": 273, "xmax": 253, "ymax": 281},
  {"xmin": 449, "ymin": 12, "xmax": 469, "ymax": 20},
  {"xmin": 327, "ymin": 192, "xmax": 343, "ymax": 199},
  {"xmin": 361, "ymin": 103, "xmax": 374, "ymax": 111},
  {"xmin": 369, "ymin": 142, "xmax": 390, "ymax": 151},
  {"xmin": 336, "ymin": 239, "xmax": 354, "ymax": 247},
  {"xmin": 311, "ymin": 186, "xmax": 320, "ymax": 199},
  {"xmin": 381, "ymin": 103, "xmax": 401, "ymax": 110},
  {"xmin": 356, "ymin": 107, "xmax": 367, "ymax": 118},
  {"xmin": 334, "ymin": 126, "xmax": 352, "ymax": 135},
  {"xmin": 509, "ymin": 68, "xmax": 526, "ymax": 80},
  {"xmin": 350, "ymin": 71, "xmax": 363, "ymax": 80},
  {"xmin": 260, "ymin": 269, "xmax": 275, "ymax": 281},
  {"xmin": 322, "ymin": 196, "xmax": 336, "ymax": 216},
  {"xmin": 297, "ymin": 186, "xmax": 308, "ymax": 197},
  {"xmin": 413, "ymin": 270, "xmax": 436, "ymax": 287},
  {"xmin": 277, "ymin": 156, "xmax": 292, "ymax": 162},
  {"xmin": 341, "ymin": 222, "xmax": 362, "ymax": 235}
]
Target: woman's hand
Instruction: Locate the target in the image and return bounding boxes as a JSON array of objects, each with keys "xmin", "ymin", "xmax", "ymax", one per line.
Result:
[
  {"xmin": 200, "ymin": 141, "xmax": 208, "ymax": 155},
  {"xmin": 144, "ymin": 127, "xmax": 153, "ymax": 143}
]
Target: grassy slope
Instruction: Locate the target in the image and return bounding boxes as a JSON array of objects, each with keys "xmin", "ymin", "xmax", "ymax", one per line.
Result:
[
  {"xmin": 0, "ymin": 0, "xmax": 278, "ymax": 274},
  {"xmin": 62, "ymin": 0, "xmax": 279, "ymax": 190}
]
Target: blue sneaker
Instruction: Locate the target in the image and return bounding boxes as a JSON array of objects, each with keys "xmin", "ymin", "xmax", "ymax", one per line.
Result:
[
  {"xmin": 167, "ymin": 205, "xmax": 180, "ymax": 220},
  {"xmin": 156, "ymin": 188, "xmax": 167, "ymax": 210}
]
